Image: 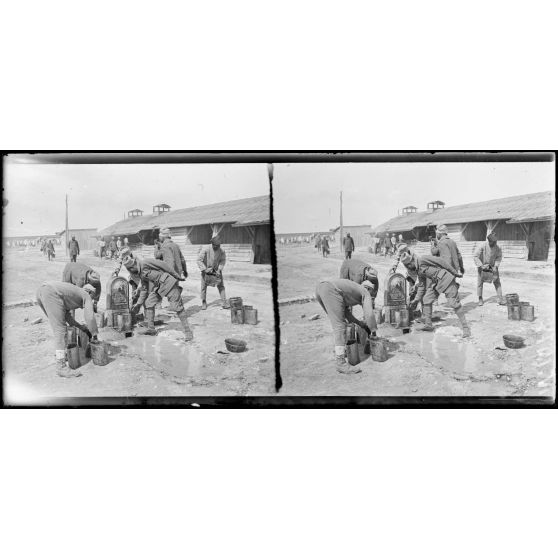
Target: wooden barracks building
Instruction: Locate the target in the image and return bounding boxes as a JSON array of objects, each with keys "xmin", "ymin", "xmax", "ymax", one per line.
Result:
[
  {"xmin": 371, "ymin": 191, "xmax": 555, "ymax": 262},
  {"xmin": 98, "ymin": 195, "xmax": 271, "ymax": 264}
]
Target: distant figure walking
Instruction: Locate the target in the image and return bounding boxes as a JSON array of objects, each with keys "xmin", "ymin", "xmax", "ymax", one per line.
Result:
[
  {"xmin": 68, "ymin": 236, "xmax": 80, "ymax": 262},
  {"xmin": 46, "ymin": 239, "xmax": 55, "ymax": 261},
  {"xmin": 322, "ymin": 236, "xmax": 330, "ymax": 257},
  {"xmin": 343, "ymin": 232, "xmax": 355, "ymax": 259}
]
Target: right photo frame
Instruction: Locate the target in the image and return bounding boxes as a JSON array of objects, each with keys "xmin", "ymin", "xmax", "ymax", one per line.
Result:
[{"xmin": 272, "ymin": 152, "xmax": 555, "ymax": 401}]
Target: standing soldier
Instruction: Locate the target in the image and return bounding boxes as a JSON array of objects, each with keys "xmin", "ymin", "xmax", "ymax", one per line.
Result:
[
  {"xmin": 322, "ymin": 235, "xmax": 330, "ymax": 258},
  {"xmin": 339, "ymin": 258, "xmax": 379, "ymax": 306},
  {"xmin": 474, "ymin": 232, "xmax": 505, "ymax": 306},
  {"xmin": 154, "ymin": 228, "xmax": 188, "ymax": 279},
  {"xmin": 431, "ymin": 224, "xmax": 464, "ymax": 274},
  {"xmin": 46, "ymin": 239, "xmax": 55, "ymax": 261},
  {"xmin": 123, "ymin": 254, "xmax": 193, "ymax": 341},
  {"xmin": 62, "ymin": 262, "xmax": 102, "ymax": 312},
  {"xmin": 343, "ymin": 232, "xmax": 355, "ymax": 259},
  {"xmin": 197, "ymin": 235, "xmax": 230, "ymax": 310},
  {"xmin": 315, "ymin": 278, "xmax": 378, "ymax": 374},
  {"xmin": 116, "ymin": 237, "xmax": 122, "ymax": 255},
  {"xmin": 40, "ymin": 238, "xmax": 46, "ymax": 256},
  {"xmin": 400, "ymin": 250, "xmax": 470, "ymax": 338},
  {"xmin": 68, "ymin": 235, "xmax": 80, "ymax": 262},
  {"xmin": 315, "ymin": 235, "xmax": 322, "ymax": 253},
  {"xmin": 108, "ymin": 236, "xmax": 117, "ymax": 259},
  {"xmin": 36, "ymin": 281, "xmax": 99, "ymax": 377}
]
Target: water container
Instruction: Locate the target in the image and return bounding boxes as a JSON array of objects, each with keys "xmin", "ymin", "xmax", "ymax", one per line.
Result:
[
  {"xmin": 345, "ymin": 324, "xmax": 356, "ymax": 342},
  {"xmin": 67, "ymin": 343, "xmax": 81, "ymax": 369},
  {"xmin": 244, "ymin": 307, "xmax": 258, "ymax": 325},
  {"xmin": 506, "ymin": 293, "xmax": 519, "ymax": 306},
  {"xmin": 370, "ymin": 338, "xmax": 388, "ymax": 362},
  {"xmin": 346, "ymin": 340, "xmax": 360, "ymax": 366},
  {"xmin": 229, "ymin": 297, "xmax": 243, "ymax": 309},
  {"xmin": 520, "ymin": 304, "xmax": 535, "ymax": 322},
  {"xmin": 90, "ymin": 340, "xmax": 109, "ymax": 366},
  {"xmin": 507, "ymin": 305, "xmax": 521, "ymax": 320}
]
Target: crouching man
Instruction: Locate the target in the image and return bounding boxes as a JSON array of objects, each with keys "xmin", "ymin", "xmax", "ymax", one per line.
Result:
[
  {"xmin": 62, "ymin": 262, "xmax": 102, "ymax": 312},
  {"xmin": 36, "ymin": 281, "xmax": 99, "ymax": 377},
  {"xmin": 400, "ymin": 250, "xmax": 470, "ymax": 338},
  {"xmin": 339, "ymin": 258, "xmax": 379, "ymax": 306},
  {"xmin": 315, "ymin": 278, "xmax": 378, "ymax": 374},
  {"xmin": 123, "ymin": 254, "xmax": 193, "ymax": 341}
]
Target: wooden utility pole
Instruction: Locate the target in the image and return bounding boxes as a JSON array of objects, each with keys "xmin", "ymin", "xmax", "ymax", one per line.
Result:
[
  {"xmin": 339, "ymin": 190, "xmax": 343, "ymax": 253},
  {"xmin": 65, "ymin": 194, "xmax": 69, "ymax": 256}
]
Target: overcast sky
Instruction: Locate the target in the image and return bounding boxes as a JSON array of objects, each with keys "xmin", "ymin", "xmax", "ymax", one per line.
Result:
[
  {"xmin": 3, "ymin": 161, "xmax": 270, "ymax": 236},
  {"xmin": 272, "ymin": 162, "xmax": 555, "ymax": 233}
]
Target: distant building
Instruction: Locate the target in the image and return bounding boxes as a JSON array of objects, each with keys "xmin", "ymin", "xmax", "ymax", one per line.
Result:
[
  {"xmin": 331, "ymin": 225, "xmax": 372, "ymax": 249},
  {"xmin": 370, "ymin": 191, "xmax": 555, "ymax": 262},
  {"xmin": 98, "ymin": 196, "xmax": 271, "ymax": 264},
  {"xmin": 57, "ymin": 228, "xmax": 99, "ymax": 251}
]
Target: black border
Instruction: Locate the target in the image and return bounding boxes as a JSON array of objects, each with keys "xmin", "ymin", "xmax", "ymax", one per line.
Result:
[{"xmin": 1, "ymin": 151, "xmax": 556, "ymax": 408}]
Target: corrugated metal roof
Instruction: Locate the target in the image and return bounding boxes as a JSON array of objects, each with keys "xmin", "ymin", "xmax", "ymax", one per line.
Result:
[
  {"xmin": 372, "ymin": 191, "xmax": 554, "ymax": 234},
  {"xmin": 98, "ymin": 195, "xmax": 269, "ymax": 236}
]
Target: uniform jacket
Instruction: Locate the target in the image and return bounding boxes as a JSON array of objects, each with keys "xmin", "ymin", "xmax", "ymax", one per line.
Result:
[
  {"xmin": 339, "ymin": 259, "xmax": 379, "ymax": 295},
  {"xmin": 322, "ymin": 237, "xmax": 330, "ymax": 249},
  {"xmin": 46, "ymin": 240, "xmax": 55, "ymax": 253},
  {"xmin": 325, "ymin": 278, "xmax": 376, "ymax": 331},
  {"xmin": 134, "ymin": 258, "xmax": 182, "ymax": 304},
  {"xmin": 108, "ymin": 240, "xmax": 117, "ymax": 252},
  {"xmin": 343, "ymin": 236, "xmax": 355, "ymax": 252},
  {"xmin": 197, "ymin": 245, "xmax": 226, "ymax": 273},
  {"xmin": 155, "ymin": 239, "xmax": 188, "ymax": 278},
  {"xmin": 431, "ymin": 235, "xmax": 464, "ymax": 273},
  {"xmin": 62, "ymin": 262, "xmax": 101, "ymax": 302},
  {"xmin": 68, "ymin": 239, "xmax": 80, "ymax": 256},
  {"xmin": 41, "ymin": 281, "xmax": 98, "ymax": 335},
  {"xmin": 414, "ymin": 255, "xmax": 461, "ymax": 300},
  {"xmin": 473, "ymin": 242, "xmax": 502, "ymax": 268}
]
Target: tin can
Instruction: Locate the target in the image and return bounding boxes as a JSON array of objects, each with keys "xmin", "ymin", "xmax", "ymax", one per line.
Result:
[
  {"xmin": 507, "ymin": 305, "xmax": 521, "ymax": 320},
  {"xmin": 346, "ymin": 340, "xmax": 360, "ymax": 366},
  {"xmin": 67, "ymin": 343, "xmax": 81, "ymax": 369},
  {"xmin": 520, "ymin": 304, "xmax": 535, "ymax": 321},
  {"xmin": 345, "ymin": 324, "xmax": 356, "ymax": 342},
  {"xmin": 370, "ymin": 338, "xmax": 388, "ymax": 362},
  {"xmin": 244, "ymin": 307, "xmax": 258, "ymax": 325},
  {"xmin": 506, "ymin": 293, "xmax": 519, "ymax": 306}
]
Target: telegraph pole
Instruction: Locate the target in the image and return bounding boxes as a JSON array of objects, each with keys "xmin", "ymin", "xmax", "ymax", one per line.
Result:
[
  {"xmin": 65, "ymin": 194, "xmax": 69, "ymax": 257},
  {"xmin": 339, "ymin": 190, "xmax": 343, "ymax": 253}
]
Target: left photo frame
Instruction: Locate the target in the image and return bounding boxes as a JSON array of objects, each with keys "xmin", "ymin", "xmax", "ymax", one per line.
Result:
[{"xmin": 1, "ymin": 153, "xmax": 277, "ymax": 405}]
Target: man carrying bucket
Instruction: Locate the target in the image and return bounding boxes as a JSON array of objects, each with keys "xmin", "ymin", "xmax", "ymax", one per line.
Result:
[
  {"xmin": 36, "ymin": 281, "xmax": 98, "ymax": 377},
  {"xmin": 197, "ymin": 235, "xmax": 230, "ymax": 311},
  {"xmin": 400, "ymin": 250, "xmax": 470, "ymax": 338},
  {"xmin": 473, "ymin": 232, "xmax": 505, "ymax": 306},
  {"xmin": 315, "ymin": 278, "xmax": 378, "ymax": 374}
]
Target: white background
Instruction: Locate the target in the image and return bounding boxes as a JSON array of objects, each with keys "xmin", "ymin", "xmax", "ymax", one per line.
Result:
[{"xmin": 1, "ymin": 1, "xmax": 556, "ymax": 558}]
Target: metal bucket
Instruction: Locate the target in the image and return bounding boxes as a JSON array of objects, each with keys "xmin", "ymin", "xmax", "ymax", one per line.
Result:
[
  {"xmin": 507, "ymin": 305, "xmax": 521, "ymax": 320},
  {"xmin": 397, "ymin": 308, "xmax": 410, "ymax": 328},
  {"xmin": 90, "ymin": 340, "xmax": 109, "ymax": 366},
  {"xmin": 67, "ymin": 343, "xmax": 81, "ymax": 369},
  {"xmin": 65, "ymin": 326, "xmax": 78, "ymax": 346},
  {"xmin": 232, "ymin": 308, "xmax": 244, "ymax": 324},
  {"xmin": 244, "ymin": 307, "xmax": 258, "ymax": 325},
  {"xmin": 520, "ymin": 304, "xmax": 535, "ymax": 321},
  {"xmin": 370, "ymin": 338, "xmax": 388, "ymax": 362},
  {"xmin": 346, "ymin": 340, "xmax": 360, "ymax": 366},
  {"xmin": 481, "ymin": 271, "xmax": 494, "ymax": 283},
  {"xmin": 506, "ymin": 293, "xmax": 519, "ymax": 306}
]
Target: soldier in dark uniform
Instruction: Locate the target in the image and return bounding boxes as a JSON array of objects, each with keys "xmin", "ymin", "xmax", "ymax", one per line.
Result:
[
  {"xmin": 343, "ymin": 232, "xmax": 355, "ymax": 259},
  {"xmin": 315, "ymin": 278, "xmax": 378, "ymax": 374},
  {"xmin": 68, "ymin": 236, "xmax": 80, "ymax": 262},
  {"xmin": 123, "ymin": 254, "xmax": 193, "ymax": 341},
  {"xmin": 46, "ymin": 239, "xmax": 55, "ymax": 261},
  {"xmin": 62, "ymin": 262, "xmax": 102, "ymax": 312},
  {"xmin": 473, "ymin": 232, "xmax": 505, "ymax": 306},
  {"xmin": 321, "ymin": 235, "xmax": 330, "ymax": 257},
  {"xmin": 400, "ymin": 250, "xmax": 470, "ymax": 338},
  {"xmin": 154, "ymin": 228, "xmax": 188, "ymax": 279}
]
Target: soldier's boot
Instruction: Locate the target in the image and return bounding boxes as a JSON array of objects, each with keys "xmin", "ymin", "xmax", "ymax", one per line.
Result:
[
  {"xmin": 496, "ymin": 286, "xmax": 506, "ymax": 305},
  {"xmin": 140, "ymin": 308, "xmax": 158, "ymax": 336},
  {"xmin": 177, "ymin": 310, "xmax": 193, "ymax": 342},
  {"xmin": 419, "ymin": 304, "xmax": 435, "ymax": 332},
  {"xmin": 477, "ymin": 283, "xmax": 484, "ymax": 306},
  {"xmin": 201, "ymin": 300, "xmax": 207, "ymax": 310},
  {"xmin": 455, "ymin": 308, "xmax": 471, "ymax": 338},
  {"xmin": 220, "ymin": 289, "xmax": 230, "ymax": 309},
  {"xmin": 478, "ymin": 297, "xmax": 484, "ymax": 306},
  {"xmin": 335, "ymin": 355, "xmax": 361, "ymax": 375}
]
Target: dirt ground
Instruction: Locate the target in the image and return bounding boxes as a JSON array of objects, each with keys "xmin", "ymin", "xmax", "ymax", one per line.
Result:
[
  {"xmin": 2, "ymin": 250, "xmax": 275, "ymax": 404},
  {"xmin": 277, "ymin": 245, "xmax": 556, "ymax": 398}
]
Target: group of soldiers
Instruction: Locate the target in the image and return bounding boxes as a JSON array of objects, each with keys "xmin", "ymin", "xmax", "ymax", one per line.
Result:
[
  {"xmin": 98, "ymin": 236, "xmax": 128, "ymax": 260},
  {"xmin": 316, "ymin": 224, "xmax": 505, "ymax": 374},
  {"xmin": 314, "ymin": 235, "xmax": 331, "ymax": 257},
  {"xmin": 36, "ymin": 228, "xmax": 232, "ymax": 377}
]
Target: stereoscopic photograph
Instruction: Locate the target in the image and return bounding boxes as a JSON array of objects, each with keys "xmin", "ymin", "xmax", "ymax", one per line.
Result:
[
  {"xmin": 273, "ymin": 157, "xmax": 555, "ymax": 398},
  {"xmin": 2, "ymin": 154, "xmax": 275, "ymax": 404}
]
